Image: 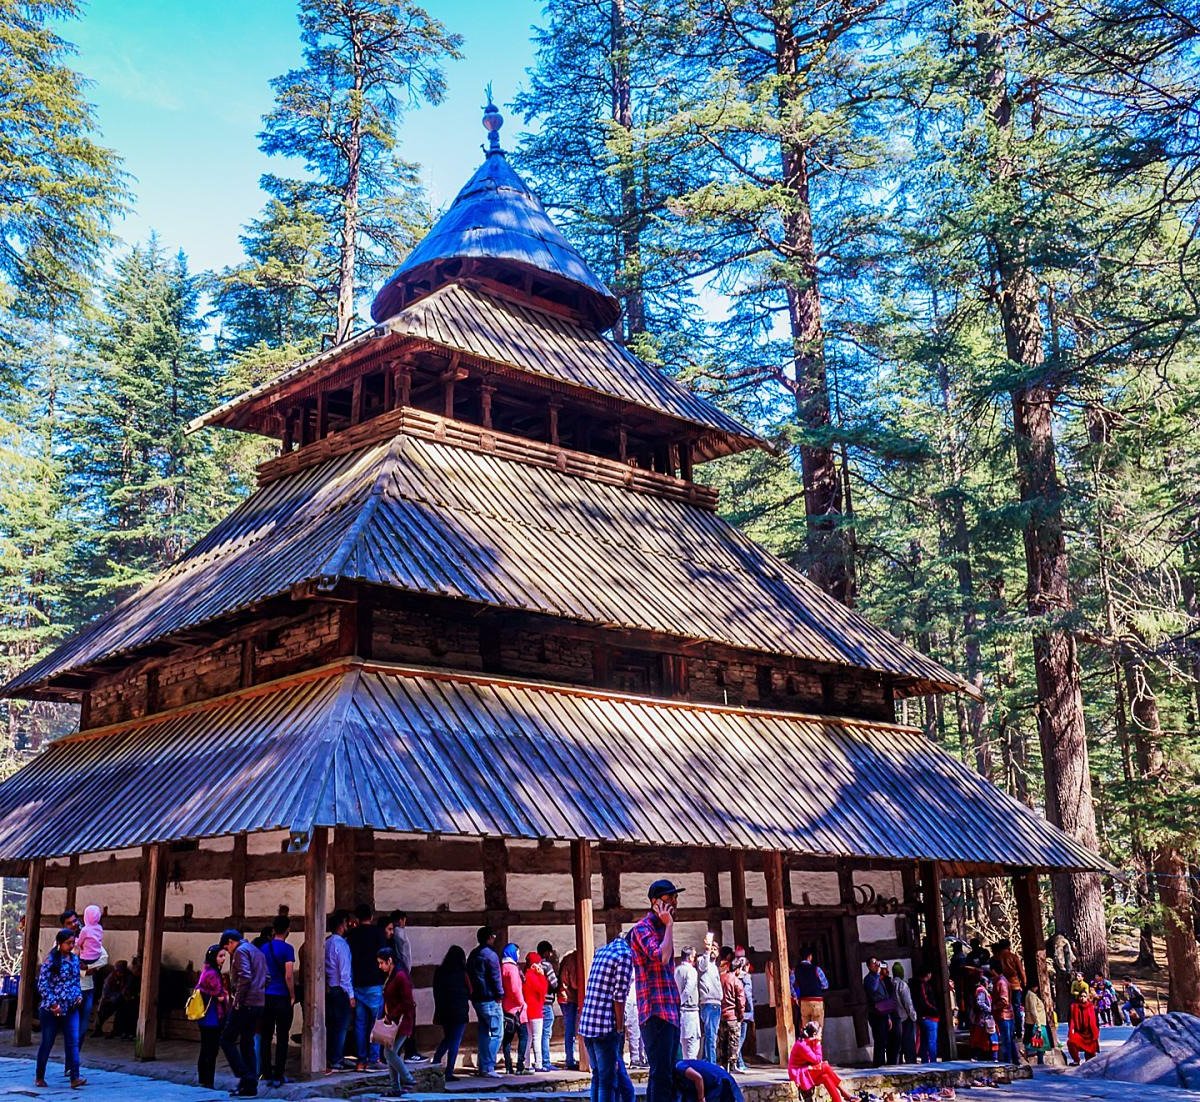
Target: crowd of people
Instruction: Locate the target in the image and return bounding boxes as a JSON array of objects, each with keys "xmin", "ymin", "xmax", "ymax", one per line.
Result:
[{"xmin": 27, "ymin": 887, "xmax": 1157, "ymax": 1095}]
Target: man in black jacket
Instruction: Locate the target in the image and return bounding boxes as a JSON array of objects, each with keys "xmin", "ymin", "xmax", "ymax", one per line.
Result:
[{"xmin": 466, "ymin": 926, "xmax": 504, "ymax": 1076}]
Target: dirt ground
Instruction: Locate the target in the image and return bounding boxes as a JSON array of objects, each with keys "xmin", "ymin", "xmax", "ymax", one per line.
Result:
[{"xmin": 1106, "ymin": 941, "xmax": 1172, "ymax": 1015}]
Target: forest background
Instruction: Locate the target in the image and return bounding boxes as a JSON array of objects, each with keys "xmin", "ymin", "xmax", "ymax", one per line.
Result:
[{"xmin": 3, "ymin": 0, "xmax": 1200, "ymax": 1006}]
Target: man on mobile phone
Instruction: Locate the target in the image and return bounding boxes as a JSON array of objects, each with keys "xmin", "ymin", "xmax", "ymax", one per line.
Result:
[{"xmin": 630, "ymin": 880, "xmax": 682, "ymax": 1102}]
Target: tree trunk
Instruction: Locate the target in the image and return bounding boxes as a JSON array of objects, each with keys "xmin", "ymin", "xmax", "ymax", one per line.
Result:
[
  {"xmin": 773, "ymin": 16, "xmax": 854, "ymax": 605},
  {"xmin": 335, "ymin": 13, "xmax": 365, "ymax": 344},
  {"xmin": 1126, "ymin": 657, "xmax": 1198, "ymax": 1006},
  {"xmin": 610, "ymin": 0, "xmax": 646, "ymax": 343},
  {"xmin": 933, "ymin": 328, "xmax": 990, "ymax": 775},
  {"xmin": 981, "ymin": 15, "xmax": 1106, "ymax": 975}
]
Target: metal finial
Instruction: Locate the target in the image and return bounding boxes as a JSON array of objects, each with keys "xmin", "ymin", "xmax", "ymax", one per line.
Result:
[{"xmin": 482, "ymin": 84, "xmax": 503, "ymax": 155}]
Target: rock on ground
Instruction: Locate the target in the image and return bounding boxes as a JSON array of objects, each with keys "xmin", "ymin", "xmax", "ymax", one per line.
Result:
[{"xmin": 1077, "ymin": 1012, "xmax": 1200, "ymax": 1089}]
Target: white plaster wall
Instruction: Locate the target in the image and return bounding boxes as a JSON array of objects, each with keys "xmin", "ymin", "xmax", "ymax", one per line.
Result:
[
  {"xmin": 507, "ymin": 872, "xmax": 571, "ymax": 911},
  {"xmin": 375, "ymin": 868, "xmax": 484, "ymax": 911},
  {"xmin": 42, "ymin": 887, "xmax": 66, "ymax": 918},
  {"xmin": 163, "ymin": 931, "xmax": 213, "ymax": 971},
  {"xmin": 790, "ymin": 870, "xmax": 840, "ymax": 906},
  {"xmin": 199, "ymin": 836, "xmax": 234, "ymax": 852},
  {"xmin": 165, "ymin": 875, "xmax": 229, "ymax": 920},
  {"xmin": 717, "ymin": 870, "xmax": 768, "ymax": 908},
  {"xmin": 853, "ymin": 869, "xmax": 904, "ymax": 903},
  {"xmin": 79, "ymin": 846, "xmax": 140, "ymax": 865},
  {"xmin": 246, "ymin": 830, "xmax": 288, "ymax": 856},
  {"xmin": 746, "ymin": 918, "xmax": 769, "ymax": 952},
  {"xmin": 857, "ymin": 914, "xmax": 900, "ymax": 944},
  {"xmin": 246, "ymin": 874, "xmax": 303, "ymax": 918},
  {"xmin": 409, "ymin": 924, "xmax": 480, "ymax": 969},
  {"xmin": 671, "ymin": 922, "xmax": 710, "ymax": 954}
]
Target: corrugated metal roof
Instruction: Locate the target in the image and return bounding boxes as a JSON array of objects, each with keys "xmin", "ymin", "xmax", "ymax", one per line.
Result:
[
  {"xmin": 384, "ymin": 283, "xmax": 762, "ymax": 454},
  {"xmin": 0, "ymin": 661, "xmax": 1107, "ymax": 870},
  {"xmin": 371, "ymin": 151, "xmax": 621, "ymax": 329},
  {"xmin": 5, "ymin": 428, "xmax": 970, "ymax": 697}
]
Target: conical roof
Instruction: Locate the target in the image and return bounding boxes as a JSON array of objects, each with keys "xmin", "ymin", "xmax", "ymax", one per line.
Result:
[{"xmin": 371, "ymin": 104, "xmax": 621, "ymax": 329}]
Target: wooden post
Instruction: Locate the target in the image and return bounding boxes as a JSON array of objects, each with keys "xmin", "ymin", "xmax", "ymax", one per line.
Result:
[
  {"xmin": 15, "ymin": 857, "xmax": 45, "ymax": 1046},
  {"xmin": 302, "ymin": 828, "xmax": 329, "ymax": 1077},
  {"xmin": 136, "ymin": 843, "xmax": 168, "ymax": 1060},
  {"xmin": 65, "ymin": 854, "xmax": 79, "ymax": 914},
  {"xmin": 1014, "ymin": 870, "xmax": 1051, "ymax": 1009},
  {"xmin": 480, "ymin": 382, "xmax": 495, "ymax": 429},
  {"xmin": 764, "ymin": 850, "xmax": 793, "ymax": 1068},
  {"xmin": 918, "ymin": 860, "xmax": 956, "ymax": 1059},
  {"xmin": 231, "ymin": 833, "xmax": 247, "ymax": 928},
  {"xmin": 571, "ymin": 839, "xmax": 595, "ymax": 1074},
  {"xmin": 731, "ymin": 850, "xmax": 750, "ymax": 951}
]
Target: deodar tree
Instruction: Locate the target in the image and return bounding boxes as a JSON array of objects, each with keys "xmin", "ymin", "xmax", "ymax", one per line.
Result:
[{"xmin": 260, "ymin": 0, "xmax": 462, "ymax": 343}]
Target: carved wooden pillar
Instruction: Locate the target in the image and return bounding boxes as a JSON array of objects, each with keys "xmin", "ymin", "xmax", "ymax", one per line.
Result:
[
  {"xmin": 480, "ymin": 382, "xmax": 495, "ymax": 429},
  {"xmin": 764, "ymin": 850, "xmax": 794, "ymax": 1067},
  {"xmin": 1014, "ymin": 871, "xmax": 1051, "ymax": 1011},
  {"xmin": 136, "ymin": 842, "xmax": 169, "ymax": 1060},
  {"xmin": 679, "ymin": 442, "xmax": 694, "ymax": 482},
  {"xmin": 350, "ymin": 377, "xmax": 364, "ymax": 425},
  {"xmin": 618, "ymin": 423, "xmax": 628, "ymax": 463},
  {"xmin": 571, "ymin": 840, "xmax": 595, "ymax": 1072},
  {"xmin": 302, "ymin": 828, "xmax": 329, "ymax": 1077},
  {"xmin": 548, "ymin": 401, "xmax": 562, "ymax": 446},
  {"xmin": 14, "ymin": 857, "xmax": 45, "ymax": 1046},
  {"xmin": 731, "ymin": 851, "xmax": 750, "ymax": 951}
]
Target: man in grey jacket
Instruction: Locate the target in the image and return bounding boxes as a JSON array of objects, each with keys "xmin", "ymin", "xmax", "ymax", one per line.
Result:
[
  {"xmin": 220, "ymin": 928, "xmax": 268, "ymax": 1097},
  {"xmin": 696, "ymin": 932, "xmax": 723, "ymax": 1064}
]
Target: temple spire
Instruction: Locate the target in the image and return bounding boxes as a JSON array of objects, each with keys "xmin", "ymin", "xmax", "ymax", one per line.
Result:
[{"xmin": 482, "ymin": 85, "xmax": 503, "ymax": 156}]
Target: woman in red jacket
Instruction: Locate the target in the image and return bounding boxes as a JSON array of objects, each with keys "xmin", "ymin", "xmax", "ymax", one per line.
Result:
[
  {"xmin": 1067, "ymin": 989, "xmax": 1100, "ymax": 1066},
  {"xmin": 378, "ymin": 948, "xmax": 416, "ymax": 1098},
  {"xmin": 523, "ymin": 951, "xmax": 550, "ymax": 1071}
]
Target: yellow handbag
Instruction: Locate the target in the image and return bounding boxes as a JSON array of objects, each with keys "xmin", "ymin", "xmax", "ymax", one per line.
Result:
[{"xmin": 185, "ymin": 987, "xmax": 210, "ymax": 1021}]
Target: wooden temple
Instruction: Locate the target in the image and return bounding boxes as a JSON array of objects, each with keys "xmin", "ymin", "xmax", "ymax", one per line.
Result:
[{"xmin": 0, "ymin": 104, "xmax": 1105, "ymax": 1073}]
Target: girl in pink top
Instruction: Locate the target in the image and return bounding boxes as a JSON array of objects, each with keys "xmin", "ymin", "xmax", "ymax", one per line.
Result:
[{"xmin": 789, "ymin": 1023, "xmax": 855, "ymax": 1101}]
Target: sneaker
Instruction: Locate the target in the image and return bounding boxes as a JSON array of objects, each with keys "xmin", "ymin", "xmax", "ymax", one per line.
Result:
[{"xmin": 406, "ymin": 1053, "xmax": 427, "ymax": 1062}]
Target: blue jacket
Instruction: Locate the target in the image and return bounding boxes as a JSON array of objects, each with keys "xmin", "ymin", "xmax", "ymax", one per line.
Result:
[{"xmin": 467, "ymin": 943, "xmax": 503, "ymax": 1002}]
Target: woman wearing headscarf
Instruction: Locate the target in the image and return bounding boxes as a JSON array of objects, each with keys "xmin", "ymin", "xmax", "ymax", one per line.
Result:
[
  {"xmin": 523, "ymin": 951, "xmax": 550, "ymax": 1071},
  {"xmin": 35, "ymin": 929, "xmax": 85, "ymax": 1089},
  {"xmin": 500, "ymin": 943, "xmax": 529, "ymax": 1074}
]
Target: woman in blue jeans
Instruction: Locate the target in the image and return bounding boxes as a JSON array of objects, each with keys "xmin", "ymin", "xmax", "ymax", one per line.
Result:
[{"xmin": 35, "ymin": 929, "xmax": 86, "ymax": 1089}]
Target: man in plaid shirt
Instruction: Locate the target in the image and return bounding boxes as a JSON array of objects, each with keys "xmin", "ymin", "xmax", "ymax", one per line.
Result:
[
  {"xmin": 578, "ymin": 935, "xmax": 634, "ymax": 1102},
  {"xmin": 630, "ymin": 880, "xmax": 682, "ymax": 1102}
]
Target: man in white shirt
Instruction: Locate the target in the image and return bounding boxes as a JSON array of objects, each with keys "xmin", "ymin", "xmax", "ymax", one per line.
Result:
[{"xmin": 674, "ymin": 947, "xmax": 701, "ymax": 1059}]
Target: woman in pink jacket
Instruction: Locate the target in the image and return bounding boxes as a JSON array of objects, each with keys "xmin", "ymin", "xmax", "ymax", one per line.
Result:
[
  {"xmin": 788, "ymin": 1023, "xmax": 855, "ymax": 1101},
  {"xmin": 500, "ymin": 943, "xmax": 529, "ymax": 1074}
]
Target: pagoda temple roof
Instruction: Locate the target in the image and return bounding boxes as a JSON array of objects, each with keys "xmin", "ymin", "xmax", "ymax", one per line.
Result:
[
  {"xmin": 5, "ymin": 413, "xmax": 971, "ymax": 699},
  {"xmin": 193, "ymin": 282, "xmax": 764, "ymax": 460},
  {"xmin": 0, "ymin": 659, "xmax": 1107, "ymax": 871},
  {"xmin": 370, "ymin": 111, "xmax": 621, "ymax": 330}
]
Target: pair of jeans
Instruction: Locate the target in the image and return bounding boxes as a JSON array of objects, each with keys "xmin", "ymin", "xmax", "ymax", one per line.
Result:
[
  {"xmin": 502, "ymin": 1016, "xmax": 529, "ymax": 1072},
  {"xmin": 259, "ymin": 993, "xmax": 294, "ymax": 1080},
  {"xmin": 584, "ymin": 1031, "xmax": 634, "ymax": 1102},
  {"xmin": 919, "ymin": 1017, "xmax": 939, "ymax": 1062},
  {"xmin": 998, "ymin": 1017, "xmax": 1016, "ymax": 1064},
  {"xmin": 699, "ymin": 1003, "xmax": 720, "ymax": 1064},
  {"xmin": 562, "ymin": 1001, "xmax": 579, "ymax": 1067},
  {"xmin": 434, "ymin": 1020, "xmax": 467, "ymax": 1074},
  {"xmin": 475, "ymin": 1000, "xmax": 503, "ymax": 1074},
  {"xmin": 198, "ymin": 1022, "xmax": 223, "ymax": 1087},
  {"xmin": 899, "ymin": 1018, "xmax": 917, "ymax": 1062},
  {"xmin": 542, "ymin": 1001, "xmax": 555, "ymax": 1067},
  {"xmin": 354, "ymin": 984, "xmax": 384, "ymax": 1065},
  {"xmin": 220, "ymin": 1004, "xmax": 262, "ymax": 1095},
  {"xmin": 641, "ymin": 1015, "xmax": 680, "ymax": 1102},
  {"xmin": 36, "ymin": 1006, "xmax": 80, "ymax": 1082},
  {"xmin": 737, "ymin": 1019, "xmax": 750, "ymax": 1068},
  {"xmin": 75, "ymin": 989, "xmax": 94, "ymax": 1053},
  {"xmin": 384, "ymin": 1032, "xmax": 416, "ymax": 1090},
  {"xmin": 868, "ymin": 1010, "xmax": 892, "ymax": 1066},
  {"xmin": 326, "ymin": 987, "xmax": 352, "ymax": 1068}
]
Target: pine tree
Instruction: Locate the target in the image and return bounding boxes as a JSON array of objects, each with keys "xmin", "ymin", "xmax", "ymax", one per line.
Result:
[
  {"xmin": 67, "ymin": 241, "xmax": 229, "ymax": 611},
  {"xmin": 259, "ymin": 0, "xmax": 462, "ymax": 342},
  {"xmin": 0, "ymin": 0, "xmax": 124, "ymax": 317}
]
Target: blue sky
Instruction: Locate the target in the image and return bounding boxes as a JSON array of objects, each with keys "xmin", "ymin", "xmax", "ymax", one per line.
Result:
[{"xmin": 67, "ymin": 0, "xmax": 543, "ymax": 274}]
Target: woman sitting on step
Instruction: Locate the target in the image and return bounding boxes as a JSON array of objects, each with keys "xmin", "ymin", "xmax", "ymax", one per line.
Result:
[{"xmin": 788, "ymin": 1023, "xmax": 856, "ymax": 1102}]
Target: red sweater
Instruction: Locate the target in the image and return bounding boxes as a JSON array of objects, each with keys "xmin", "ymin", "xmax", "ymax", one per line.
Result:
[
  {"xmin": 524, "ymin": 964, "xmax": 549, "ymax": 1010},
  {"xmin": 383, "ymin": 969, "xmax": 415, "ymax": 1038}
]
